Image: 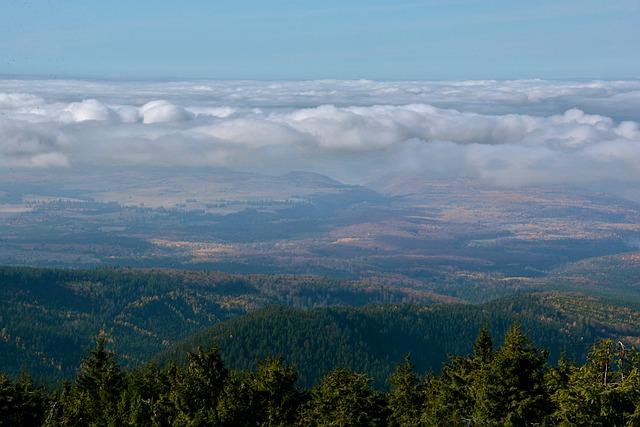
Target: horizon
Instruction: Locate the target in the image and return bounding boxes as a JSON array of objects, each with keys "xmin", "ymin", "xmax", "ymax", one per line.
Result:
[{"xmin": 3, "ymin": 74, "xmax": 640, "ymax": 82}]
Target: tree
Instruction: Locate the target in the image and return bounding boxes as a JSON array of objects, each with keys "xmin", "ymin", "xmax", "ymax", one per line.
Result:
[
  {"xmin": 170, "ymin": 347, "xmax": 229, "ymax": 425},
  {"xmin": 473, "ymin": 322, "xmax": 550, "ymax": 426},
  {"xmin": 250, "ymin": 357, "xmax": 305, "ymax": 426},
  {"xmin": 472, "ymin": 326, "xmax": 493, "ymax": 364},
  {"xmin": 76, "ymin": 334, "xmax": 126, "ymax": 401},
  {"xmin": 216, "ymin": 357, "xmax": 306, "ymax": 427},
  {"xmin": 422, "ymin": 327, "xmax": 496, "ymax": 426},
  {"xmin": 388, "ymin": 355, "xmax": 423, "ymax": 427},
  {"xmin": 299, "ymin": 368, "xmax": 388, "ymax": 426},
  {"xmin": 43, "ymin": 333, "xmax": 127, "ymax": 426},
  {"xmin": 552, "ymin": 339, "xmax": 640, "ymax": 426},
  {"xmin": 117, "ymin": 363, "xmax": 173, "ymax": 427},
  {"xmin": 0, "ymin": 373, "xmax": 49, "ymax": 427},
  {"xmin": 544, "ymin": 353, "xmax": 575, "ymax": 397}
]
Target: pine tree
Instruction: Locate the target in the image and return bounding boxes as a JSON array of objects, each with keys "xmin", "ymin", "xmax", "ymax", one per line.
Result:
[
  {"xmin": 473, "ymin": 322, "xmax": 550, "ymax": 426},
  {"xmin": 299, "ymin": 368, "xmax": 388, "ymax": 426},
  {"xmin": 76, "ymin": 334, "xmax": 126, "ymax": 400},
  {"xmin": 117, "ymin": 364, "xmax": 173, "ymax": 427},
  {"xmin": 388, "ymin": 355, "xmax": 423, "ymax": 427},
  {"xmin": 216, "ymin": 371, "xmax": 259, "ymax": 426},
  {"xmin": 42, "ymin": 333, "xmax": 127, "ymax": 426},
  {"xmin": 76, "ymin": 333, "xmax": 127, "ymax": 426},
  {"xmin": 544, "ymin": 353, "xmax": 575, "ymax": 397},
  {"xmin": 250, "ymin": 357, "xmax": 305, "ymax": 426},
  {"xmin": 170, "ymin": 347, "xmax": 229, "ymax": 425},
  {"xmin": 0, "ymin": 373, "xmax": 49, "ymax": 427},
  {"xmin": 552, "ymin": 339, "xmax": 640, "ymax": 426},
  {"xmin": 472, "ymin": 326, "xmax": 493, "ymax": 364},
  {"xmin": 422, "ymin": 327, "xmax": 496, "ymax": 426}
]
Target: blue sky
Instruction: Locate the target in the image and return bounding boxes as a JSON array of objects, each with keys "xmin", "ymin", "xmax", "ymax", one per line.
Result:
[{"xmin": 1, "ymin": 0, "xmax": 638, "ymax": 80}]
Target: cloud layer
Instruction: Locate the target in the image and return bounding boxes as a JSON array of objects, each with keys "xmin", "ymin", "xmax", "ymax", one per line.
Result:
[{"xmin": 0, "ymin": 79, "xmax": 639, "ymax": 186}]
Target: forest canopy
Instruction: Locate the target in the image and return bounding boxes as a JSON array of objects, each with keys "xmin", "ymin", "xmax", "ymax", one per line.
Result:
[{"xmin": 3, "ymin": 325, "xmax": 640, "ymax": 426}]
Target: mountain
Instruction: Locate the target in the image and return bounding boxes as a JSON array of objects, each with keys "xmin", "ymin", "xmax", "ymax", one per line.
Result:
[
  {"xmin": 157, "ymin": 292, "xmax": 640, "ymax": 387},
  {"xmin": 0, "ymin": 266, "xmax": 442, "ymax": 383},
  {"xmin": 4, "ymin": 262, "xmax": 640, "ymax": 385},
  {"xmin": 0, "ymin": 167, "xmax": 355, "ymax": 210},
  {"xmin": 281, "ymin": 171, "xmax": 346, "ymax": 188}
]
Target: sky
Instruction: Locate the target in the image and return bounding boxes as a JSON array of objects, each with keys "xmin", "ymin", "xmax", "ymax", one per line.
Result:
[
  {"xmin": 1, "ymin": 2, "xmax": 639, "ymax": 187},
  {"xmin": 1, "ymin": 0, "xmax": 639, "ymax": 80}
]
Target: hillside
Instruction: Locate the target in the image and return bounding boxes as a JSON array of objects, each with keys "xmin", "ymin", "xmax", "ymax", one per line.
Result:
[
  {"xmin": 0, "ymin": 266, "xmax": 443, "ymax": 383},
  {"xmin": 158, "ymin": 292, "xmax": 640, "ymax": 387},
  {"xmin": 545, "ymin": 252, "xmax": 640, "ymax": 301},
  {"xmin": 4, "ymin": 262, "xmax": 640, "ymax": 385}
]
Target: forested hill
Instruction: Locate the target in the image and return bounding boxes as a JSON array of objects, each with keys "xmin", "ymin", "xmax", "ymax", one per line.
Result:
[
  {"xmin": 158, "ymin": 292, "xmax": 640, "ymax": 387},
  {"xmin": 3, "ymin": 265, "xmax": 640, "ymax": 386},
  {"xmin": 4, "ymin": 325, "xmax": 640, "ymax": 426},
  {"xmin": 0, "ymin": 266, "xmax": 444, "ymax": 383}
]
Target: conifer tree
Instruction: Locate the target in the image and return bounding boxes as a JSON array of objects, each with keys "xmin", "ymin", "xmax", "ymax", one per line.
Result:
[
  {"xmin": 388, "ymin": 355, "xmax": 423, "ymax": 427},
  {"xmin": 544, "ymin": 353, "xmax": 575, "ymax": 397},
  {"xmin": 250, "ymin": 357, "xmax": 305, "ymax": 427},
  {"xmin": 299, "ymin": 368, "xmax": 388, "ymax": 426},
  {"xmin": 472, "ymin": 326, "xmax": 493, "ymax": 364},
  {"xmin": 473, "ymin": 322, "xmax": 550, "ymax": 426},
  {"xmin": 422, "ymin": 326, "xmax": 496, "ymax": 425},
  {"xmin": 216, "ymin": 371, "xmax": 259, "ymax": 426},
  {"xmin": 552, "ymin": 339, "xmax": 640, "ymax": 426},
  {"xmin": 117, "ymin": 364, "xmax": 173, "ymax": 426},
  {"xmin": 0, "ymin": 373, "xmax": 49, "ymax": 427},
  {"xmin": 76, "ymin": 333, "xmax": 127, "ymax": 425},
  {"xmin": 170, "ymin": 347, "xmax": 229, "ymax": 425},
  {"xmin": 76, "ymin": 333, "xmax": 126, "ymax": 401}
]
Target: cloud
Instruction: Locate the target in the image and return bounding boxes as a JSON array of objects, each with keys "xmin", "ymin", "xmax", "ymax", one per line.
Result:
[
  {"xmin": 0, "ymin": 119, "xmax": 69, "ymax": 167},
  {"xmin": 63, "ymin": 99, "xmax": 118, "ymax": 122},
  {"xmin": 0, "ymin": 93, "xmax": 44, "ymax": 109},
  {"xmin": 140, "ymin": 100, "xmax": 194, "ymax": 124},
  {"xmin": 195, "ymin": 118, "xmax": 307, "ymax": 148},
  {"xmin": 0, "ymin": 79, "xmax": 639, "ymax": 186},
  {"xmin": 114, "ymin": 105, "xmax": 142, "ymax": 123}
]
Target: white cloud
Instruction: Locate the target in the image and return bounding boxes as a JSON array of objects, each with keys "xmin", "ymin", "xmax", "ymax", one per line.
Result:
[
  {"xmin": 63, "ymin": 99, "xmax": 118, "ymax": 122},
  {"xmin": 140, "ymin": 100, "xmax": 194, "ymax": 124},
  {"xmin": 0, "ymin": 93, "xmax": 44, "ymax": 109},
  {"xmin": 0, "ymin": 79, "xmax": 639, "ymax": 186},
  {"xmin": 114, "ymin": 105, "xmax": 141, "ymax": 123},
  {"xmin": 195, "ymin": 118, "xmax": 307, "ymax": 148}
]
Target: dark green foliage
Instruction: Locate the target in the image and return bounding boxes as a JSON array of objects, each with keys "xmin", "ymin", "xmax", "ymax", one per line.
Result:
[
  {"xmin": 472, "ymin": 322, "xmax": 551, "ymax": 425},
  {"xmin": 45, "ymin": 333, "xmax": 127, "ymax": 426},
  {"xmin": 423, "ymin": 324, "xmax": 551, "ymax": 426},
  {"xmin": 422, "ymin": 354, "xmax": 478, "ymax": 425},
  {"xmin": 552, "ymin": 339, "xmax": 640, "ymax": 426},
  {"xmin": 473, "ymin": 325, "xmax": 494, "ymax": 363},
  {"xmin": 0, "ymin": 373, "xmax": 49, "ymax": 427},
  {"xmin": 299, "ymin": 368, "xmax": 388, "ymax": 426},
  {"xmin": 249, "ymin": 357, "xmax": 305, "ymax": 426},
  {"xmin": 3, "ymin": 327, "xmax": 640, "ymax": 426},
  {"xmin": 117, "ymin": 363, "xmax": 173, "ymax": 426},
  {"xmin": 216, "ymin": 357, "xmax": 305, "ymax": 426},
  {"xmin": 159, "ymin": 298, "xmax": 618, "ymax": 388},
  {"xmin": 388, "ymin": 356, "xmax": 423, "ymax": 427},
  {"xmin": 0, "ymin": 266, "xmax": 438, "ymax": 383},
  {"xmin": 4, "ymin": 265, "xmax": 640, "ymax": 386},
  {"xmin": 169, "ymin": 347, "xmax": 229, "ymax": 425}
]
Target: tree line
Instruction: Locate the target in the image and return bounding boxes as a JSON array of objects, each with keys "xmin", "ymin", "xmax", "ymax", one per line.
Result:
[{"xmin": 3, "ymin": 324, "xmax": 640, "ymax": 426}]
